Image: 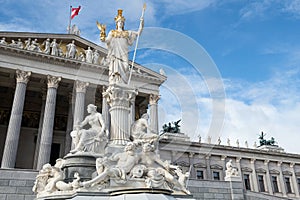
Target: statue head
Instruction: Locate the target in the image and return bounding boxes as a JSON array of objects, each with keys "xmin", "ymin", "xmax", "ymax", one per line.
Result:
[
  {"xmin": 124, "ymin": 142, "xmax": 135, "ymax": 152},
  {"xmin": 87, "ymin": 104, "xmax": 97, "ymax": 113},
  {"xmin": 141, "ymin": 113, "xmax": 149, "ymax": 120},
  {"xmin": 142, "ymin": 143, "xmax": 154, "ymax": 152},
  {"xmin": 114, "ymin": 9, "xmax": 125, "ymax": 30}
]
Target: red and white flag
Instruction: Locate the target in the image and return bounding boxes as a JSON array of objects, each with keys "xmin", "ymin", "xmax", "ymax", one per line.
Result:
[{"xmin": 71, "ymin": 6, "xmax": 81, "ymax": 19}]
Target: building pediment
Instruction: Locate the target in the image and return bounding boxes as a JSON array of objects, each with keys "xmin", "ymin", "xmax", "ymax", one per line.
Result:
[
  {"xmin": 210, "ymin": 164, "xmax": 223, "ymax": 170},
  {"xmin": 0, "ymin": 31, "xmax": 166, "ymax": 86},
  {"xmin": 193, "ymin": 163, "xmax": 206, "ymax": 168},
  {"xmin": 175, "ymin": 161, "xmax": 190, "ymax": 167},
  {"xmin": 269, "ymin": 169, "xmax": 280, "ymax": 175},
  {"xmin": 282, "ymin": 170, "xmax": 292, "ymax": 176},
  {"xmin": 256, "ymin": 168, "xmax": 267, "ymax": 174},
  {"xmin": 241, "ymin": 167, "xmax": 253, "ymax": 173}
]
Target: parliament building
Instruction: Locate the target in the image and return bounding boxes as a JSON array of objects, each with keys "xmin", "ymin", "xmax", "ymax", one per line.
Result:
[{"xmin": 0, "ymin": 31, "xmax": 300, "ymax": 200}]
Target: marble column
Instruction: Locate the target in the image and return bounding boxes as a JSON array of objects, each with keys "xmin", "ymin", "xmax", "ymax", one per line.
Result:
[
  {"xmin": 73, "ymin": 80, "xmax": 89, "ymax": 127},
  {"xmin": 250, "ymin": 158, "xmax": 259, "ymax": 192},
  {"xmin": 36, "ymin": 75, "xmax": 61, "ymax": 170},
  {"xmin": 278, "ymin": 161, "xmax": 287, "ymax": 196},
  {"xmin": 205, "ymin": 154, "xmax": 211, "ymax": 180},
  {"xmin": 64, "ymin": 93, "xmax": 74, "ymax": 154},
  {"xmin": 129, "ymin": 98, "xmax": 135, "ymax": 129},
  {"xmin": 235, "ymin": 157, "xmax": 243, "ymax": 181},
  {"xmin": 221, "ymin": 155, "xmax": 227, "ymax": 179},
  {"xmin": 102, "ymin": 86, "xmax": 111, "ymax": 133},
  {"xmin": 33, "ymin": 88, "xmax": 47, "ymax": 169},
  {"xmin": 264, "ymin": 160, "xmax": 273, "ymax": 195},
  {"xmin": 1, "ymin": 70, "xmax": 31, "ymax": 168},
  {"xmin": 290, "ymin": 162, "xmax": 300, "ymax": 197},
  {"xmin": 103, "ymin": 84, "xmax": 137, "ymax": 145},
  {"xmin": 149, "ymin": 94, "xmax": 160, "ymax": 134}
]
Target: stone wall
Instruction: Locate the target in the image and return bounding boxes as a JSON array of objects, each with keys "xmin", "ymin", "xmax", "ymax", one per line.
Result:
[
  {"xmin": 187, "ymin": 179, "xmax": 244, "ymax": 200},
  {"xmin": 245, "ymin": 191, "xmax": 293, "ymax": 200},
  {"xmin": 0, "ymin": 169, "xmax": 37, "ymax": 200},
  {"xmin": 0, "ymin": 169, "xmax": 294, "ymax": 200}
]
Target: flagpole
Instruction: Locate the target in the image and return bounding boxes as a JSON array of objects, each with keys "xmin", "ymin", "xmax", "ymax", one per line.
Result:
[
  {"xmin": 127, "ymin": 3, "xmax": 146, "ymax": 85},
  {"xmin": 68, "ymin": 6, "xmax": 72, "ymax": 34}
]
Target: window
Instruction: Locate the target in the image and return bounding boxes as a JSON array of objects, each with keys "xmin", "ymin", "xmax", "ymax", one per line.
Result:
[
  {"xmin": 213, "ymin": 171, "xmax": 220, "ymax": 180},
  {"xmin": 258, "ymin": 175, "xmax": 266, "ymax": 192},
  {"xmin": 196, "ymin": 170, "xmax": 204, "ymax": 179},
  {"xmin": 285, "ymin": 177, "xmax": 292, "ymax": 193},
  {"xmin": 297, "ymin": 178, "xmax": 300, "ymax": 192},
  {"xmin": 243, "ymin": 174, "xmax": 251, "ymax": 190},
  {"xmin": 272, "ymin": 176, "xmax": 279, "ymax": 193}
]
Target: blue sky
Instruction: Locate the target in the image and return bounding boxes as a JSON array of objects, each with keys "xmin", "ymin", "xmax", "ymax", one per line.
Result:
[{"xmin": 1, "ymin": 0, "xmax": 300, "ymax": 153}]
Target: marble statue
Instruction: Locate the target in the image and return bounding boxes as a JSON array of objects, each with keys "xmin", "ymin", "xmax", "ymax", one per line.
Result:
[
  {"xmin": 85, "ymin": 47, "xmax": 93, "ymax": 63},
  {"xmin": 42, "ymin": 38, "xmax": 51, "ymax": 54},
  {"xmin": 217, "ymin": 137, "xmax": 221, "ymax": 145},
  {"xmin": 77, "ymin": 52, "xmax": 85, "ymax": 62},
  {"xmin": 254, "ymin": 141, "xmax": 257, "ymax": 148},
  {"xmin": 93, "ymin": 50, "xmax": 100, "ymax": 64},
  {"xmin": 32, "ymin": 7, "xmax": 192, "ymax": 199},
  {"xmin": 69, "ymin": 24, "xmax": 81, "ymax": 36},
  {"xmin": 225, "ymin": 159, "xmax": 239, "ymax": 177},
  {"xmin": 66, "ymin": 40, "xmax": 77, "ymax": 59},
  {"xmin": 50, "ymin": 39, "xmax": 59, "ymax": 56},
  {"xmin": 245, "ymin": 140, "xmax": 248, "ymax": 148},
  {"xmin": 70, "ymin": 104, "xmax": 108, "ymax": 154},
  {"xmin": 17, "ymin": 39, "xmax": 24, "ymax": 49},
  {"xmin": 197, "ymin": 135, "xmax": 201, "ymax": 143},
  {"xmin": 29, "ymin": 39, "xmax": 42, "ymax": 52},
  {"xmin": 32, "ymin": 159, "xmax": 81, "ymax": 196},
  {"xmin": 0, "ymin": 37, "xmax": 7, "ymax": 45},
  {"xmin": 9, "ymin": 40, "xmax": 18, "ymax": 48},
  {"xmin": 207, "ymin": 136, "xmax": 212, "ymax": 144},
  {"xmin": 97, "ymin": 9, "xmax": 144, "ymax": 84},
  {"xmin": 227, "ymin": 138, "xmax": 230, "ymax": 146},
  {"xmin": 24, "ymin": 38, "xmax": 31, "ymax": 50},
  {"xmin": 130, "ymin": 113, "xmax": 158, "ymax": 144},
  {"xmin": 236, "ymin": 139, "xmax": 240, "ymax": 148},
  {"xmin": 82, "ymin": 142, "xmax": 139, "ymax": 187},
  {"xmin": 140, "ymin": 143, "xmax": 190, "ymax": 194}
]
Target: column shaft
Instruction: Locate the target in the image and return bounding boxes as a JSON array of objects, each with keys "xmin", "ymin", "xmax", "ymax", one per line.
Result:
[
  {"xmin": 73, "ymin": 80, "xmax": 89, "ymax": 127},
  {"xmin": 64, "ymin": 93, "xmax": 73, "ymax": 154},
  {"xmin": 290, "ymin": 163, "xmax": 300, "ymax": 197},
  {"xmin": 36, "ymin": 75, "xmax": 61, "ymax": 170},
  {"xmin": 149, "ymin": 94, "xmax": 160, "ymax": 134},
  {"xmin": 102, "ymin": 90, "xmax": 111, "ymax": 134},
  {"xmin": 1, "ymin": 70, "xmax": 31, "ymax": 168},
  {"xmin": 250, "ymin": 159, "xmax": 259, "ymax": 192},
  {"xmin": 33, "ymin": 90, "xmax": 46, "ymax": 169}
]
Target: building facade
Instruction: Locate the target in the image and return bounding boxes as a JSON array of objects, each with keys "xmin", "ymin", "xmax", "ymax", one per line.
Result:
[{"xmin": 0, "ymin": 31, "xmax": 299, "ymax": 200}]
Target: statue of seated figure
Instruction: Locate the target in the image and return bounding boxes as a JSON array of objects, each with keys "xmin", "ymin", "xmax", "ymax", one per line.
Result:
[
  {"xmin": 70, "ymin": 104, "xmax": 108, "ymax": 154},
  {"xmin": 225, "ymin": 159, "xmax": 239, "ymax": 177},
  {"xmin": 130, "ymin": 113, "xmax": 158, "ymax": 144}
]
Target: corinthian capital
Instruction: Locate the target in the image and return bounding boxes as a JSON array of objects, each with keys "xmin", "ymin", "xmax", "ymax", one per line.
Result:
[
  {"xmin": 149, "ymin": 93, "xmax": 160, "ymax": 105},
  {"xmin": 16, "ymin": 69, "xmax": 31, "ymax": 83},
  {"xmin": 75, "ymin": 80, "xmax": 89, "ymax": 93},
  {"xmin": 47, "ymin": 75, "xmax": 61, "ymax": 88}
]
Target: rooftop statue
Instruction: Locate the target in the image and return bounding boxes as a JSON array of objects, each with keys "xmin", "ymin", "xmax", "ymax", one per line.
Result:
[
  {"xmin": 162, "ymin": 119, "xmax": 181, "ymax": 133},
  {"xmin": 258, "ymin": 131, "xmax": 276, "ymax": 146},
  {"xmin": 97, "ymin": 9, "xmax": 144, "ymax": 85}
]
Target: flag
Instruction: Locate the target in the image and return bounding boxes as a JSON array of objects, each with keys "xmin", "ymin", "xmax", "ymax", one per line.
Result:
[{"xmin": 71, "ymin": 6, "xmax": 81, "ymax": 19}]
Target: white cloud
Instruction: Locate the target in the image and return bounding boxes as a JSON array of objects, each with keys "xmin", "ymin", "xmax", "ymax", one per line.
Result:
[{"xmin": 156, "ymin": 65, "xmax": 300, "ymax": 153}]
